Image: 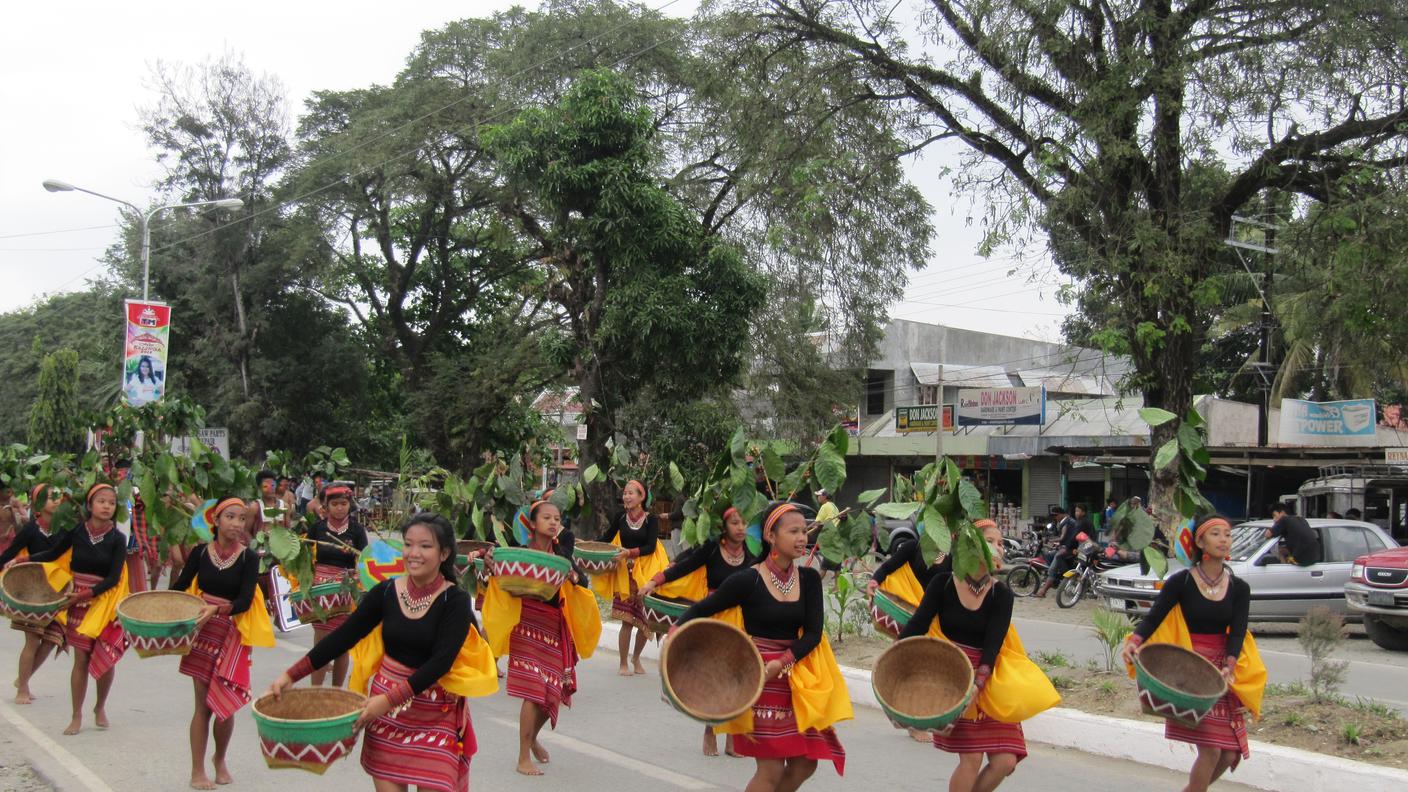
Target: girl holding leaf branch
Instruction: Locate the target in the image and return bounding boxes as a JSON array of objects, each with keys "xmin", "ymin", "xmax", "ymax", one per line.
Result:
[
  {"xmin": 593, "ymin": 479, "xmax": 668, "ymax": 676},
  {"xmin": 301, "ymin": 484, "xmax": 368, "ymax": 686}
]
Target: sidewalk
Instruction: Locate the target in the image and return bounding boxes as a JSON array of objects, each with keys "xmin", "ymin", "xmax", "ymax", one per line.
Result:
[{"xmin": 602, "ymin": 623, "xmax": 1408, "ymax": 792}]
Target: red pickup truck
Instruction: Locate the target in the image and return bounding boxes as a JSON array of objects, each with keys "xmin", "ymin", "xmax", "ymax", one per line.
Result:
[{"xmin": 1345, "ymin": 546, "xmax": 1408, "ymax": 651}]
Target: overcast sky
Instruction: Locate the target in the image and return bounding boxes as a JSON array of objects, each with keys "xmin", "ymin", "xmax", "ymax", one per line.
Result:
[{"xmin": 0, "ymin": 0, "xmax": 1069, "ymax": 343}]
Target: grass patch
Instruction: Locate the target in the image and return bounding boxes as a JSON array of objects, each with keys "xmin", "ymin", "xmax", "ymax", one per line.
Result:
[
  {"xmin": 1342, "ymin": 722, "xmax": 1362, "ymax": 746},
  {"xmin": 1034, "ymin": 650, "xmax": 1072, "ymax": 669},
  {"xmin": 1265, "ymin": 680, "xmax": 1311, "ymax": 698},
  {"xmin": 1098, "ymin": 680, "xmax": 1117, "ymax": 695},
  {"xmin": 1353, "ymin": 697, "xmax": 1400, "ymax": 720},
  {"xmin": 1049, "ymin": 674, "xmax": 1075, "ymax": 690},
  {"xmin": 1283, "ymin": 712, "xmax": 1306, "ymax": 727}
]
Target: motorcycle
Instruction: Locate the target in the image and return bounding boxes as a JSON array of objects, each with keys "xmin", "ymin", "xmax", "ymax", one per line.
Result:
[
  {"xmin": 1004, "ymin": 553, "xmax": 1050, "ymax": 598},
  {"xmin": 1056, "ymin": 539, "xmax": 1123, "ymax": 608}
]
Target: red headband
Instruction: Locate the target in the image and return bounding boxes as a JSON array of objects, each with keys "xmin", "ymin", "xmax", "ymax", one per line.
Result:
[
  {"xmin": 323, "ymin": 485, "xmax": 353, "ymax": 501},
  {"xmin": 974, "ymin": 518, "xmax": 997, "ymax": 531},
  {"xmin": 210, "ymin": 497, "xmax": 246, "ymax": 520},
  {"xmin": 723, "ymin": 507, "xmax": 740, "ymax": 523},
  {"xmin": 1195, "ymin": 516, "xmax": 1231, "ymax": 541},
  {"xmin": 29, "ymin": 483, "xmax": 48, "ymax": 504},
  {"xmin": 763, "ymin": 503, "xmax": 800, "ymax": 535},
  {"xmin": 626, "ymin": 479, "xmax": 647, "ymax": 498},
  {"xmin": 85, "ymin": 483, "xmax": 115, "ymax": 504}
]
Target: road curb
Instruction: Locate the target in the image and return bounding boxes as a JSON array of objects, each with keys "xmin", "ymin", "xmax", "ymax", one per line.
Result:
[{"xmin": 598, "ymin": 622, "xmax": 1408, "ymax": 792}]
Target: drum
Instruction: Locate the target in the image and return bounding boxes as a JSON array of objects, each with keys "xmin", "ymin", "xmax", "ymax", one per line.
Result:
[
  {"xmin": 116, "ymin": 590, "xmax": 205, "ymax": 658},
  {"xmin": 870, "ymin": 589, "xmax": 916, "ymax": 639},
  {"xmin": 489, "ymin": 547, "xmax": 571, "ymax": 601},
  {"xmin": 642, "ymin": 593, "xmax": 693, "ymax": 634},
  {"xmin": 572, "ymin": 540, "xmax": 621, "ymax": 576},
  {"xmin": 251, "ymin": 687, "xmax": 366, "ymax": 774},
  {"xmin": 0, "ymin": 562, "xmax": 72, "ymax": 628},
  {"xmin": 660, "ymin": 619, "xmax": 765, "ymax": 724},
  {"xmin": 289, "ymin": 582, "xmax": 357, "ymax": 625},
  {"xmin": 454, "ymin": 540, "xmax": 494, "ymax": 585},
  {"xmin": 1134, "ymin": 643, "xmax": 1228, "ymax": 727},
  {"xmin": 872, "ymin": 636, "xmax": 975, "ymax": 731}
]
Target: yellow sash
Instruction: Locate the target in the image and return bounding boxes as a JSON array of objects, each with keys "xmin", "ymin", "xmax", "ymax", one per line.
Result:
[
  {"xmin": 1125, "ymin": 604, "xmax": 1266, "ymax": 719},
  {"xmin": 590, "ymin": 534, "xmax": 670, "ymax": 604},
  {"xmin": 483, "ymin": 576, "xmax": 601, "ymax": 661},
  {"xmin": 656, "ymin": 565, "xmax": 708, "ymax": 601},
  {"xmin": 878, "ymin": 564, "xmax": 926, "ymax": 607},
  {"xmin": 717, "ymin": 633, "xmax": 854, "ymax": 735},
  {"xmin": 927, "ymin": 620, "xmax": 1061, "ymax": 722},
  {"xmin": 184, "ymin": 579, "xmax": 275, "ymax": 648},
  {"xmin": 349, "ymin": 622, "xmax": 499, "ymax": 699},
  {"xmin": 43, "ymin": 550, "xmax": 129, "ymax": 638},
  {"xmin": 713, "ymin": 605, "xmax": 744, "ymax": 630}
]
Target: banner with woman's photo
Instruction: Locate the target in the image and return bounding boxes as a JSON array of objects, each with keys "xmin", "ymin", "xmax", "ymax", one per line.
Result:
[{"xmin": 122, "ymin": 299, "xmax": 170, "ymax": 407}]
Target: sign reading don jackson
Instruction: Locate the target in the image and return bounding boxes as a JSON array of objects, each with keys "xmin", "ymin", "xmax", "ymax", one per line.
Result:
[{"xmin": 956, "ymin": 387, "xmax": 1046, "ymax": 427}]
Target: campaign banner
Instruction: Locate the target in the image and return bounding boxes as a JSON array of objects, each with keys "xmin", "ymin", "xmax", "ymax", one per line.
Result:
[
  {"xmin": 121, "ymin": 300, "xmax": 170, "ymax": 407},
  {"xmin": 956, "ymin": 386, "xmax": 1046, "ymax": 426},
  {"xmin": 896, "ymin": 404, "xmax": 954, "ymax": 434},
  {"xmin": 1278, "ymin": 398, "xmax": 1377, "ymax": 447},
  {"xmin": 169, "ymin": 427, "xmax": 231, "ymax": 460}
]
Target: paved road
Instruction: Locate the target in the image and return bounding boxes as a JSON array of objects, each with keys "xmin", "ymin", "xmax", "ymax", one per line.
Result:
[{"xmin": 0, "ymin": 625, "xmax": 1259, "ymax": 792}]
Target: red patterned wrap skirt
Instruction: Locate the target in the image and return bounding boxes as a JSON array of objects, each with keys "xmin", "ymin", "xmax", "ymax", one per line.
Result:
[
  {"xmin": 734, "ymin": 637, "xmax": 846, "ymax": 775},
  {"xmin": 506, "ymin": 598, "xmax": 578, "ymax": 728},
  {"xmin": 1164, "ymin": 633, "xmax": 1250, "ymax": 765},
  {"xmin": 932, "ymin": 643, "xmax": 1027, "ymax": 761},
  {"xmin": 362, "ymin": 657, "xmax": 474, "ymax": 792},
  {"xmin": 178, "ymin": 594, "xmax": 253, "ymax": 721},
  {"xmin": 612, "ymin": 570, "xmax": 646, "ymax": 627},
  {"xmin": 65, "ymin": 572, "xmax": 128, "ymax": 679},
  {"xmin": 11, "ymin": 616, "xmax": 67, "ymax": 648},
  {"xmin": 310, "ymin": 563, "xmax": 355, "ymax": 636}
]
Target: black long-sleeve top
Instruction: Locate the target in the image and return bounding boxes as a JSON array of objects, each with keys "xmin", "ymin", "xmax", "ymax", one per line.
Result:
[
  {"xmin": 872, "ymin": 538, "xmax": 949, "ymax": 589},
  {"xmin": 604, "ymin": 512, "xmax": 658, "ymax": 557},
  {"xmin": 0, "ymin": 520, "xmax": 59, "ymax": 567},
  {"xmin": 679, "ymin": 566, "xmax": 824, "ymax": 662},
  {"xmin": 304, "ymin": 519, "xmax": 368, "ymax": 568},
  {"xmin": 898, "ymin": 572, "xmax": 1013, "ymax": 668},
  {"xmin": 1133, "ymin": 568, "xmax": 1251, "ymax": 660},
  {"xmin": 305, "ymin": 580, "xmax": 474, "ymax": 695},
  {"xmin": 661, "ymin": 540, "xmax": 757, "ymax": 591},
  {"xmin": 27, "ymin": 525, "xmax": 125, "ymax": 597},
  {"xmin": 170, "ymin": 544, "xmax": 260, "ymax": 616}
]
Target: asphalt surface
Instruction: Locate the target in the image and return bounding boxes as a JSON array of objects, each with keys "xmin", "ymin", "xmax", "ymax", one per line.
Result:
[{"xmin": 0, "ymin": 622, "xmax": 1261, "ymax": 792}]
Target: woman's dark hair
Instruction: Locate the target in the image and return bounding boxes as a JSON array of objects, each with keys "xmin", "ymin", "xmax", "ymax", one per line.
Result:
[
  {"xmin": 401, "ymin": 511, "xmax": 457, "ymax": 583},
  {"xmin": 1189, "ymin": 513, "xmax": 1231, "ymax": 564},
  {"xmin": 256, "ymin": 470, "xmax": 277, "ymax": 488}
]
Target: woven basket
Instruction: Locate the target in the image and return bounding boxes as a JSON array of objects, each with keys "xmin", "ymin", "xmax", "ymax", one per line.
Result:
[
  {"xmin": 1134, "ymin": 643, "xmax": 1228, "ymax": 727},
  {"xmin": 117, "ymin": 590, "xmax": 205, "ymax": 658},
  {"xmin": 872, "ymin": 636, "xmax": 976, "ymax": 731},
  {"xmin": 869, "ymin": 589, "xmax": 916, "ymax": 639},
  {"xmin": 251, "ymin": 687, "xmax": 366, "ymax": 774},
  {"xmin": 490, "ymin": 547, "xmax": 571, "ymax": 601},
  {"xmin": 454, "ymin": 540, "xmax": 494, "ymax": 584},
  {"xmin": 660, "ymin": 619, "xmax": 765, "ymax": 725},
  {"xmin": 642, "ymin": 593, "xmax": 693, "ymax": 634},
  {"xmin": 573, "ymin": 540, "xmax": 621, "ymax": 576},
  {"xmin": 0, "ymin": 563, "xmax": 72, "ymax": 628},
  {"xmin": 289, "ymin": 581, "xmax": 357, "ymax": 624}
]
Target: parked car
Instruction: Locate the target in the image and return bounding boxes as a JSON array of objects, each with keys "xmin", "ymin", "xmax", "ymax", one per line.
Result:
[
  {"xmin": 1345, "ymin": 546, "xmax": 1408, "ymax": 651},
  {"xmin": 1097, "ymin": 519, "xmax": 1398, "ymax": 622}
]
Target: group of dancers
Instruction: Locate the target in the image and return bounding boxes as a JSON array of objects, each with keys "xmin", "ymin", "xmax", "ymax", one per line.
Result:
[{"xmin": 1, "ymin": 475, "xmax": 1267, "ymax": 792}]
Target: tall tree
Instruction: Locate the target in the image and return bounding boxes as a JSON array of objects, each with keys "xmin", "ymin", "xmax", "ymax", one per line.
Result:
[
  {"xmin": 487, "ymin": 69, "xmax": 768, "ymax": 531},
  {"xmin": 28, "ymin": 348, "xmax": 83, "ymax": 453},
  {"xmin": 748, "ymin": 0, "xmax": 1408, "ymax": 514}
]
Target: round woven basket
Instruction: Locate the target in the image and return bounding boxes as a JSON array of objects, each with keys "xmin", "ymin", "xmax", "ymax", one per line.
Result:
[
  {"xmin": 573, "ymin": 540, "xmax": 621, "ymax": 575},
  {"xmin": 490, "ymin": 547, "xmax": 571, "ymax": 601},
  {"xmin": 1134, "ymin": 643, "xmax": 1228, "ymax": 727},
  {"xmin": 251, "ymin": 687, "xmax": 366, "ymax": 775},
  {"xmin": 869, "ymin": 590, "xmax": 917, "ymax": 639},
  {"xmin": 660, "ymin": 619, "xmax": 765, "ymax": 725},
  {"xmin": 872, "ymin": 636, "xmax": 976, "ymax": 731},
  {"xmin": 454, "ymin": 540, "xmax": 494, "ymax": 583},
  {"xmin": 289, "ymin": 581, "xmax": 357, "ymax": 624},
  {"xmin": 0, "ymin": 563, "xmax": 72, "ymax": 627},
  {"xmin": 117, "ymin": 590, "xmax": 205, "ymax": 658},
  {"xmin": 642, "ymin": 593, "xmax": 694, "ymax": 634}
]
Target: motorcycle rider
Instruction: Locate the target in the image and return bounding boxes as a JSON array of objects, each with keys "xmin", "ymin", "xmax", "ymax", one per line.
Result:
[{"xmin": 1036, "ymin": 504, "xmax": 1086, "ymax": 599}]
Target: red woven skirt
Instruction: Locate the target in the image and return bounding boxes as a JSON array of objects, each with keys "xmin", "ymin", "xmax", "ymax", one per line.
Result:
[
  {"xmin": 1165, "ymin": 633, "xmax": 1250, "ymax": 764},
  {"xmin": 932, "ymin": 644, "xmax": 1027, "ymax": 760},
  {"xmin": 612, "ymin": 572, "xmax": 646, "ymax": 627},
  {"xmin": 11, "ymin": 618, "xmax": 67, "ymax": 648},
  {"xmin": 310, "ymin": 564, "xmax": 354, "ymax": 636},
  {"xmin": 362, "ymin": 657, "xmax": 474, "ymax": 792},
  {"xmin": 65, "ymin": 573, "xmax": 127, "ymax": 679},
  {"xmin": 507, "ymin": 598, "xmax": 578, "ymax": 728},
  {"xmin": 733, "ymin": 638, "xmax": 846, "ymax": 775},
  {"xmin": 178, "ymin": 595, "xmax": 252, "ymax": 721}
]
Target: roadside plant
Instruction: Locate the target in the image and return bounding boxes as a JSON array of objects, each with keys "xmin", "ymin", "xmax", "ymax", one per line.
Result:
[
  {"xmin": 1090, "ymin": 606, "xmax": 1135, "ymax": 672},
  {"xmin": 1298, "ymin": 607, "xmax": 1349, "ymax": 703},
  {"xmin": 1342, "ymin": 722, "xmax": 1363, "ymax": 746},
  {"xmin": 824, "ymin": 571, "xmax": 870, "ymax": 642}
]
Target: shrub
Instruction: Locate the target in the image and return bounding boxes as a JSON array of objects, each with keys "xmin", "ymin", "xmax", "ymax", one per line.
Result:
[{"xmin": 1297, "ymin": 607, "xmax": 1348, "ymax": 703}]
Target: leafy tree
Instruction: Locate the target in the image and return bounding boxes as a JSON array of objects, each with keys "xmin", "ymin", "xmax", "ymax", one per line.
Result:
[
  {"xmin": 748, "ymin": 0, "xmax": 1408, "ymax": 516},
  {"xmin": 487, "ymin": 69, "xmax": 768, "ymax": 531},
  {"xmin": 27, "ymin": 348, "xmax": 83, "ymax": 453}
]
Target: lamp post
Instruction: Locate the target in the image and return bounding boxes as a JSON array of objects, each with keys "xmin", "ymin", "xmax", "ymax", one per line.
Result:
[{"xmin": 42, "ymin": 179, "xmax": 243, "ymax": 301}]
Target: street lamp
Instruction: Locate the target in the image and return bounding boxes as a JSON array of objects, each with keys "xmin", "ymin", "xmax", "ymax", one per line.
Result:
[{"xmin": 42, "ymin": 179, "xmax": 244, "ymax": 301}]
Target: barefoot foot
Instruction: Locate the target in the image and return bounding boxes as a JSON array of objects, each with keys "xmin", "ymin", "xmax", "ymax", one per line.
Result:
[
  {"xmin": 190, "ymin": 772, "xmax": 216, "ymax": 791},
  {"xmin": 531, "ymin": 740, "xmax": 550, "ymax": 764},
  {"xmin": 618, "ymin": 666, "xmax": 633, "ymax": 677},
  {"xmin": 14, "ymin": 689, "xmax": 33, "ymax": 705},
  {"xmin": 633, "ymin": 661, "xmax": 647, "ymax": 675},
  {"xmin": 214, "ymin": 760, "xmax": 233, "ymax": 785},
  {"xmin": 516, "ymin": 759, "xmax": 544, "ymax": 776},
  {"xmin": 63, "ymin": 718, "xmax": 81, "ymax": 736},
  {"xmin": 93, "ymin": 708, "xmax": 109, "ymax": 729},
  {"xmin": 703, "ymin": 739, "xmax": 719, "ymax": 757},
  {"xmin": 908, "ymin": 728, "xmax": 931, "ymax": 743}
]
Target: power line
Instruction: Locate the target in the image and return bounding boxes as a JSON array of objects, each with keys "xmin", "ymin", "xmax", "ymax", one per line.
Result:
[{"xmin": 0, "ymin": 223, "xmax": 118, "ymax": 240}]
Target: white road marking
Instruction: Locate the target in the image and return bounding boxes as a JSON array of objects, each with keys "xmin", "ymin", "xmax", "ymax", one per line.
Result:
[
  {"xmin": 487, "ymin": 716, "xmax": 717, "ymax": 789},
  {"xmin": 0, "ymin": 700, "xmax": 116, "ymax": 792}
]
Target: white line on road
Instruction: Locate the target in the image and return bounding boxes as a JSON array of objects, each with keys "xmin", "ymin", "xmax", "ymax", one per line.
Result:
[
  {"xmin": 0, "ymin": 700, "xmax": 115, "ymax": 792},
  {"xmin": 486, "ymin": 716, "xmax": 718, "ymax": 790}
]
